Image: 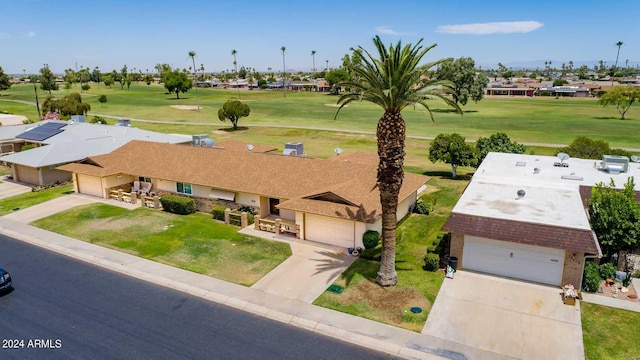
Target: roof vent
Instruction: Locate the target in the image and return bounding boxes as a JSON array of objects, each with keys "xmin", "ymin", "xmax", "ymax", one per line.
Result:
[
  {"xmin": 516, "ymin": 189, "xmax": 525, "ymax": 199},
  {"xmin": 630, "ymin": 155, "xmax": 640, "ymax": 163},
  {"xmin": 516, "ymin": 161, "xmax": 526, "ymax": 167},
  {"xmin": 533, "ymin": 167, "xmax": 540, "ymax": 174}
]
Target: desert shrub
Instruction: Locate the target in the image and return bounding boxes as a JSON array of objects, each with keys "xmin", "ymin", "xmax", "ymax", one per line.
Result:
[
  {"xmin": 159, "ymin": 195, "xmax": 196, "ymax": 215},
  {"xmin": 246, "ymin": 213, "xmax": 254, "ymax": 225},
  {"xmin": 423, "ymin": 253, "xmax": 440, "ymax": 272},
  {"xmin": 583, "ymin": 261, "xmax": 601, "ymax": 293},
  {"xmin": 211, "ymin": 205, "xmax": 226, "ymax": 221},
  {"xmin": 362, "ymin": 230, "xmax": 380, "ymax": 249},
  {"xmin": 237, "ymin": 205, "xmax": 255, "ymax": 214},
  {"xmin": 598, "ymin": 262, "xmax": 617, "ymax": 280}
]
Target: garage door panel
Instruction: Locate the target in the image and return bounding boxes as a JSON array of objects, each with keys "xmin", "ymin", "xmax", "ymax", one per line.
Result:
[
  {"xmin": 77, "ymin": 174, "xmax": 103, "ymax": 197},
  {"xmin": 305, "ymin": 214, "xmax": 354, "ymax": 248},
  {"xmin": 463, "ymin": 236, "xmax": 565, "ymax": 286}
]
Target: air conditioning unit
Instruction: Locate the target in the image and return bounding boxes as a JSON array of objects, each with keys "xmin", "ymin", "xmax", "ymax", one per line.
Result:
[
  {"xmin": 601, "ymin": 155, "xmax": 629, "ymax": 174},
  {"xmin": 192, "ymin": 134, "xmax": 212, "ymax": 147},
  {"xmin": 283, "ymin": 142, "xmax": 303, "ymax": 156},
  {"xmin": 115, "ymin": 118, "xmax": 131, "ymax": 127}
]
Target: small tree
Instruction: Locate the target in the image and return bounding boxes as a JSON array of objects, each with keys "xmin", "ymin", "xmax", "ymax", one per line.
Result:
[
  {"xmin": 102, "ymin": 73, "xmax": 114, "ymax": 88},
  {"xmin": 98, "ymin": 94, "xmax": 107, "ymax": 107},
  {"xmin": 475, "ymin": 132, "xmax": 525, "ymax": 165},
  {"xmin": 218, "ymin": 100, "xmax": 250, "ymax": 130},
  {"xmin": 599, "ymin": 86, "xmax": 639, "ymax": 119},
  {"xmin": 163, "ymin": 69, "xmax": 192, "ymax": 99},
  {"xmin": 90, "ymin": 116, "xmax": 108, "ymax": 124},
  {"xmin": 81, "ymin": 84, "xmax": 91, "ymax": 92},
  {"xmin": 39, "ymin": 66, "xmax": 58, "ymax": 94},
  {"xmin": 588, "ymin": 178, "xmax": 640, "ymax": 271},
  {"xmin": 559, "ymin": 136, "xmax": 612, "ymax": 159},
  {"xmin": 433, "ymin": 57, "xmax": 489, "ymax": 105},
  {"xmin": 429, "ymin": 133, "xmax": 476, "ymax": 178},
  {"xmin": 0, "ymin": 66, "xmax": 12, "ymax": 92}
]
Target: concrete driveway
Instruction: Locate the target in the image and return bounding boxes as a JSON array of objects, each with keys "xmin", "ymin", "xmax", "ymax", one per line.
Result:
[
  {"xmin": 422, "ymin": 271, "xmax": 584, "ymax": 360},
  {"xmin": 0, "ymin": 179, "xmax": 31, "ymax": 200},
  {"xmin": 248, "ymin": 235, "xmax": 356, "ymax": 303}
]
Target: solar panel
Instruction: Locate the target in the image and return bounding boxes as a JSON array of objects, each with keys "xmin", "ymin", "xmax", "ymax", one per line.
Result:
[
  {"xmin": 16, "ymin": 127, "xmax": 64, "ymax": 141},
  {"xmin": 39, "ymin": 121, "xmax": 66, "ymax": 130}
]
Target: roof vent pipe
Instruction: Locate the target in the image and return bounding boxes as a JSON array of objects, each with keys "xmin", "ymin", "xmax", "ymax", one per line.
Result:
[{"xmin": 516, "ymin": 189, "xmax": 525, "ymax": 199}]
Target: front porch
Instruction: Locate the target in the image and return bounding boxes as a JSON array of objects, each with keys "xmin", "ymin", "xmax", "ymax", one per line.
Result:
[{"xmin": 253, "ymin": 215, "xmax": 300, "ymax": 238}]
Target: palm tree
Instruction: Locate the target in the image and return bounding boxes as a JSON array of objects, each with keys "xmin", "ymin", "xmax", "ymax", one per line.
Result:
[
  {"xmin": 612, "ymin": 41, "xmax": 623, "ymax": 86},
  {"xmin": 231, "ymin": 49, "xmax": 240, "ymax": 99},
  {"xmin": 188, "ymin": 50, "xmax": 200, "ymax": 111},
  {"xmin": 335, "ymin": 36, "xmax": 461, "ymax": 286},
  {"xmin": 281, "ymin": 46, "xmax": 287, "ymax": 98},
  {"xmin": 311, "ymin": 50, "xmax": 316, "ymax": 72}
]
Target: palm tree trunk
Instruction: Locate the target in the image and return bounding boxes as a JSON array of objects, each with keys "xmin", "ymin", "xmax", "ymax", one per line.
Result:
[{"xmin": 376, "ymin": 111, "xmax": 405, "ymax": 286}]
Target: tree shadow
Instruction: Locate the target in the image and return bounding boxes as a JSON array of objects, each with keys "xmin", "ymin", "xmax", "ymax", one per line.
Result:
[
  {"xmin": 167, "ymin": 97, "xmax": 189, "ymax": 101},
  {"xmin": 431, "ymin": 109, "xmax": 478, "ymax": 113},
  {"xmin": 422, "ymin": 170, "xmax": 473, "ymax": 181},
  {"xmin": 592, "ymin": 116, "xmax": 620, "ymax": 120},
  {"xmin": 217, "ymin": 126, "xmax": 248, "ymax": 132}
]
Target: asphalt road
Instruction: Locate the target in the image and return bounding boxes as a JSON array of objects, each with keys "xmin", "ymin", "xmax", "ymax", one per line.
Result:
[{"xmin": 0, "ymin": 234, "xmax": 393, "ymax": 360}]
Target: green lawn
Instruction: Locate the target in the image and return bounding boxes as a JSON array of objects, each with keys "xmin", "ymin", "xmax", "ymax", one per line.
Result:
[
  {"xmin": 313, "ymin": 172, "xmax": 471, "ymax": 332},
  {"xmin": 582, "ymin": 302, "xmax": 640, "ymax": 360},
  {"xmin": 0, "ymin": 185, "xmax": 74, "ymax": 216},
  {"xmin": 2, "ymin": 83, "xmax": 640, "ymax": 148},
  {"xmin": 31, "ymin": 203, "xmax": 292, "ymax": 286}
]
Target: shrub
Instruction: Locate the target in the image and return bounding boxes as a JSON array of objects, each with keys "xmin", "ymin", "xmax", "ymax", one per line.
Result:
[
  {"xmin": 246, "ymin": 213, "xmax": 254, "ymax": 225},
  {"xmin": 362, "ymin": 230, "xmax": 380, "ymax": 249},
  {"xmin": 211, "ymin": 205, "xmax": 226, "ymax": 221},
  {"xmin": 583, "ymin": 261, "xmax": 601, "ymax": 293},
  {"xmin": 423, "ymin": 253, "xmax": 440, "ymax": 272},
  {"xmin": 414, "ymin": 197, "xmax": 436, "ymax": 215},
  {"xmin": 598, "ymin": 262, "xmax": 616, "ymax": 280},
  {"xmin": 159, "ymin": 195, "xmax": 196, "ymax": 215},
  {"xmin": 90, "ymin": 116, "xmax": 108, "ymax": 124},
  {"xmin": 21, "ymin": 144, "xmax": 35, "ymax": 151}
]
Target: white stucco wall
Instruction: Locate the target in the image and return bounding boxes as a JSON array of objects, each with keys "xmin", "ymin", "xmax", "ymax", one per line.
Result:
[
  {"xmin": 278, "ymin": 209, "xmax": 295, "ymax": 220},
  {"xmin": 397, "ymin": 192, "xmax": 417, "ymax": 220},
  {"xmin": 236, "ymin": 192, "xmax": 260, "ymax": 207}
]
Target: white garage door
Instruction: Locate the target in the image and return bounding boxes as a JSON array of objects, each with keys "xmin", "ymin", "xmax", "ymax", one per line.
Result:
[
  {"xmin": 463, "ymin": 236, "xmax": 565, "ymax": 286},
  {"xmin": 77, "ymin": 174, "xmax": 104, "ymax": 197},
  {"xmin": 305, "ymin": 214, "xmax": 355, "ymax": 248}
]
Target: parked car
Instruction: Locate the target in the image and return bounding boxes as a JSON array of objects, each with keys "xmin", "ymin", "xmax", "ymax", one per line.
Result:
[{"xmin": 0, "ymin": 267, "xmax": 12, "ymax": 292}]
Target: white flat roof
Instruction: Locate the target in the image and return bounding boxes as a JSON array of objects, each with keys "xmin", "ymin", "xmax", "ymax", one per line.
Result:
[{"xmin": 453, "ymin": 152, "xmax": 640, "ymax": 230}]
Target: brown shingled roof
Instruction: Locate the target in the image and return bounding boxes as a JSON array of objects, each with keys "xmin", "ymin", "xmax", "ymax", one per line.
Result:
[
  {"xmin": 59, "ymin": 140, "xmax": 429, "ymax": 219},
  {"xmin": 442, "ymin": 212, "xmax": 599, "ymax": 254},
  {"xmin": 215, "ymin": 140, "xmax": 277, "ymax": 153}
]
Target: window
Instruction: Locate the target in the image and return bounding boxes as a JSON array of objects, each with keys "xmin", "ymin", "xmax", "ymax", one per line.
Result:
[
  {"xmin": 176, "ymin": 182, "xmax": 192, "ymax": 195},
  {"xmin": 139, "ymin": 176, "xmax": 152, "ymax": 183}
]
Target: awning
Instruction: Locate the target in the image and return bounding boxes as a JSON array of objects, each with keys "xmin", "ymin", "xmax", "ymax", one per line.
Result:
[{"xmin": 209, "ymin": 188, "xmax": 236, "ymax": 201}]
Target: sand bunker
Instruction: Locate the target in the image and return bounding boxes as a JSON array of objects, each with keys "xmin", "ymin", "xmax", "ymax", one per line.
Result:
[
  {"xmin": 170, "ymin": 105, "xmax": 203, "ymax": 111},
  {"xmin": 324, "ymin": 104, "xmax": 347, "ymax": 107},
  {"xmin": 0, "ymin": 114, "xmax": 28, "ymax": 125}
]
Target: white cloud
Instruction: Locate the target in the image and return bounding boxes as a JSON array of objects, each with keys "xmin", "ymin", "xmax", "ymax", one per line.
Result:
[
  {"xmin": 375, "ymin": 26, "xmax": 408, "ymax": 35},
  {"xmin": 436, "ymin": 21, "xmax": 543, "ymax": 35},
  {"xmin": 27, "ymin": 31, "xmax": 36, "ymax": 38}
]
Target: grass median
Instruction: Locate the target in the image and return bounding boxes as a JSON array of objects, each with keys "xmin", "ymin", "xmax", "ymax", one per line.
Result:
[{"xmin": 31, "ymin": 203, "xmax": 291, "ymax": 286}]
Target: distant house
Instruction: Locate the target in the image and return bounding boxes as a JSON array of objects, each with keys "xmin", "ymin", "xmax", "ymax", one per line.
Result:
[
  {"xmin": 0, "ymin": 120, "xmax": 190, "ymax": 186},
  {"xmin": 59, "ymin": 141, "xmax": 428, "ymax": 249},
  {"xmin": 536, "ymin": 86, "xmax": 591, "ymax": 97},
  {"xmin": 443, "ymin": 152, "xmax": 640, "ymax": 288}
]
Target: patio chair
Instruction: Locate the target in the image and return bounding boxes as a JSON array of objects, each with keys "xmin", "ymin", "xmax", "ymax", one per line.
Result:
[
  {"xmin": 139, "ymin": 181, "xmax": 152, "ymax": 195},
  {"xmin": 132, "ymin": 181, "xmax": 141, "ymax": 194}
]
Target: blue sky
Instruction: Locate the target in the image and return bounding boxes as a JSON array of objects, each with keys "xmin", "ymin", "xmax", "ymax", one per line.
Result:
[{"xmin": 1, "ymin": 0, "xmax": 638, "ymax": 74}]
